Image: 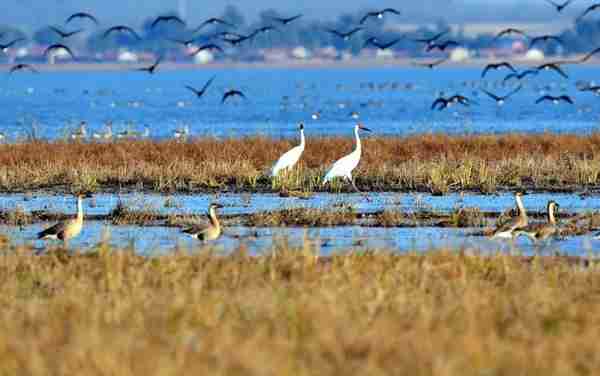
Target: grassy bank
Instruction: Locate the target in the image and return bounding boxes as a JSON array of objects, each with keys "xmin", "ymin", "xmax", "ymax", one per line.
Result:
[
  {"xmin": 0, "ymin": 244, "xmax": 599, "ymax": 375},
  {"xmin": 2, "ymin": 133, "xmax": 600, "ymax": 193}
]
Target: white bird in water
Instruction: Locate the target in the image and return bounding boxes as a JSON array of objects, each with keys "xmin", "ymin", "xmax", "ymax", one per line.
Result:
[
  {"xmin": 70, "ymin": 121, "xmax": 87, "ymax": 140},
  {"xmin": 322, "ymin": 123, "xmax": 372, "ymax": 194},
  {"xmin": 92, "ymin": 122, "xmax": 113, "ymax": 141},
  {"xmin": 173, "ymin": 124, "xmax": 190, "ymax": 140},
  {"xmin": 271, "ymin": 123, "xmax": 305, "ymax": 177}
]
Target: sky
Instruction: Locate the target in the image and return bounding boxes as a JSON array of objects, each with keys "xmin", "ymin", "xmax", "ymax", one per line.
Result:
[{"xmin": 1, "ymin": 0, "xmax": 583, "ymax": 31}]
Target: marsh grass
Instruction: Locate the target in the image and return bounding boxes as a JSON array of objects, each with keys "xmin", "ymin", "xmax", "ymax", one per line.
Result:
[
  {"xmin": 1, "ymin": 241, "xmax": 600, "ymax": 375},
  {"xmin": 2, "ymin": 134, "xmax": 600, "ymax": 193}
]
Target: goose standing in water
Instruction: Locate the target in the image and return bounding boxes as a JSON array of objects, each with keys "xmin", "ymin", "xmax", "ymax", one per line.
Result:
[
  {"xmin": 182, "ymin": 203, "xmax": 224, "ymax": 241},
  {"xmin": 38, "ymin": 194, "xmax": 87, "ymax": 244},
  {"xmin": 271, "ymin": 123, "xmax": 305, "ymax": 177},
  {"xmin": 323, "ymin": 123, "xmax": 371, "ymax": 194},
  {"xmin": 516, "ymin": 201, "xmax": 559, "ymax": 242},
  {"xmin": 491, "ymin": 192, "xmax": 529, "ymax": 239}
]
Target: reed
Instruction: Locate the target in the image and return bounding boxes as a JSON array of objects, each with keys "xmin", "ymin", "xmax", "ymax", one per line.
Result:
[
  {"xmin": 0, "ymin": 133, "xmax": 600, "ymax": 193},
  {"xmin": 0, "ymin": 240, "xmax": 599, "ymax": 375}
]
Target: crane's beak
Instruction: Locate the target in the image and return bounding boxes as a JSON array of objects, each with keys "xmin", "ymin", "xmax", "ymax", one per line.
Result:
[
  {"xmin": 214, "ymin": 203, "xmax": 224, "ymax": 209},
  {"xmin": 360, "ymin": 125, "xmax": 372, "ymax": 132}
]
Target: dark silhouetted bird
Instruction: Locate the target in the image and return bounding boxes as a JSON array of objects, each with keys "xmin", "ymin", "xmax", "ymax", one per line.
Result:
[
  {"xmin": 48, "ymin": 26, "xmax": 83, "ymax": 39},
  {"xmin": 222, "ymin": 89, "xmax": 247, "ymax": 104},
  {"xmin": 426, "ymin": 40, "xmax": 460, "ymax": 52},
  {"xmin": 193, "ymin": 18, "xmax": 235, "ymax": 33},
  {"xmin": 412, "ymin": 57, "xmax": 449, "ymax": 69},
  {"xmin": 189, "ymin": 44, "xmax": 224, "ymax": 56},
  {"xmin": 9, "ymin": 64, "xmax": 38, "ymax": 74},
  {"xmin": 414, "ymin": 30, "xmax": 450, "ymax": 47},
  {"xmin": 359, "ymin": 8, "xmax": 401, "ymax": 24},
  {"xmin": 535, "ymin": 95, "xmax": 574, "ymax": 105},
  {"xmin": 66, "ymin": 12, "xmax": 99, "ymax": 25},
  {"xmin": 103, "ymin": 25, "xmax": 141, "ymax": 40},
  {"xmin": 271, "ymin": 14, "xmax": 303, "ymax": 25},
  {"xmin": 536, "ymin": 62, "xmax": 569, "ymax": 78},
  {"xmin": 577, "ymin": 3, "xmax": 600, "ymax": 22},
  {"xmin": 493, "ymin": 28, "xmax": 528, "ymax": 41},
  {"xmin": 481, "ymin": 62, "xmax": 517, "ymax": 78},
  {"xmin": 529, "ymin": 35, "xmax": 564, "ymax": 49},
  {"xmin": 544, "ymin": 0, "xmax": 576, "ymax": 12},
  {"xmin": 363, "ymin": 36, "xmax": 403, "ymax": 50},
  {"xmin": 185, "ymin": 76, "xmax": 216, "ymax": 98},
  {"xmin": 151, "ymin": 15, "xmax": 185, "ymax": 29},
  {"xmin": 136, "ymin": 56, "xmax": 162, "ymax": 74},
  {"xmin": 43, "ymin": 43, "xmax": 75, "ymax": 58},
  {"xmin": 503, "ymin": 69, "xmax": 539, "ymax": 83},
  {"xmin": 481, "ymin": 85, "xmax": 522, "ymax": 105},
  {"xmin": 325, "ymin": 27, "xmax": 363, "ymax": 40},
  {"xmin": 0, "ymin": 38, "xmax": 25, "ymax": 53}
]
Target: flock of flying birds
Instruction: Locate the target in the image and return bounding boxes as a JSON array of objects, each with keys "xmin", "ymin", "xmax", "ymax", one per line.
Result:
[{"xmin": 1, "ymin": 2, "xmax": 600, "ymax": 105}]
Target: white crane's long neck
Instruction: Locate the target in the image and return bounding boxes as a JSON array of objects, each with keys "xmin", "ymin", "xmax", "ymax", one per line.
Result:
[
  {"xmin": 76, "ymin": 197, "xmax": 83, "ymax": 223},
  {"xmin": 516, "ymin": 195, "xmax": 526, "ymax": 218},
  {"xmin": 547, "ymin": 203, "xmax": 556, "ymax": 224},
  {"xmin": 209, "ymin": 207, "xmax": 220, "ymax": 230},
  {"xmin": 354, "ymin": 126, "xmax": 361, "ymax": 156},
  {"xmin": 299, "ymin": 129, "xmax": 305, "ymax": 149}
]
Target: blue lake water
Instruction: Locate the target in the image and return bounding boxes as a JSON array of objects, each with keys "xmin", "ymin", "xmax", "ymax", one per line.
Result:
[{"xmin": 0, "ymin": 66, "xmax": 599, "ymax": 140}]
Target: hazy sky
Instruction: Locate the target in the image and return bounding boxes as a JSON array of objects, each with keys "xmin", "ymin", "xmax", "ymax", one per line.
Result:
[{"xmin": 2, "ymin": 0, "xmax": 582, "ymax": 31}]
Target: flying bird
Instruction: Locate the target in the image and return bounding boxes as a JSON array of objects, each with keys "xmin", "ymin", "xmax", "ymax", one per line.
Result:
[
  {"xmin": 189, "ymin": 44, "xmax": 224, "ymax": 56},
  {"xmin": 136, "ymin": 56, "xmax": 162, "ymax": 74},
  {"xmin": 185, "ymin": 76, "xmax": 216, "ymax": 98},
  {"xmin": 544, "ymin": 0, "xmax": 576, "ymax": 12},
  {"xmin": 249, "ymin": 26, "xmax": 280, "ymax": 38},
  {"xmin": 412, "ymin": 57, "xmax": 449, "ymax": 69},
  {"xmin": 359, "ymin": 8, "xmax": 401, "ymax": 24},
  {"xmin": 578, "ymin": 85, "xmax": 600, "ymax": 95},
  {"xmin": 193, "ymin": 18, "xmax": 235, "ymax": 33},
  {"xmin": 431, "ymin": 95, "xmax": 471, "ymax": 110},
  {"xmin": 168, "ymin": 37, "xmax": 201, "ymax": 48},
  {"xmin": 578, "ymin": 47, "xmax": 600, "ymax": 63},
  {"xmin": 414, "ymin": 30, "xmax": 450, "ymax": 47},
  {"xmin": 577, "ymin": 3, "xmax": 600, "ymax": 22},
  {"xmin": 535, "ymin": 95, "xmax": 574, "ymax": 105},
  {"xmin": 536, "ymin": 62, "xmax": 569, "ymax": 78},
  {"xmin": 103, "ymin": 25, "xmax": 141, "ymax": 40},
  {"xmin": 0, "ymin": 38, "xmax": 25, "ymax": 53},
  {"xmin": 43, "ymin": 43, "xmax": 75, "ymax": 58},
  {"xmin": 493, "ymin": 28, "xmax": 528, "ymax": 41},
  {"xmin": 480, "ymin": 85, "xmax": 523, "ymax": 105},
  {"xmin": 151, "ymin": 15, "xmax": 185, "ymax": 29},
  {"xmin": 363, "ymin": 36, "xmax": 403, "ymax": 50},
  {"xmin": 325, "ymin": 27, "xmax": 363, "ymax": 40},
  {"xmin": 9, "ymin": 64, "xmax": 38, "ymax": 74},
  {"xmin": 529, "ymin": 35, "xmax": 564, "ymax": 49},
  {"xmin": 431, "ymin": 97, "xmax": 450, "ymax": 111},
  {"xmin": 426, "ymin": 40, "xmax": 460, "ymax": 52},
  {"xmin": 448, "ymin": 95, "xmax": 472, "ymax": 106},
  {"xmin": 66, "ymin": 12, "xmax": 99, "ymax": 25},
  {"xmin": 481, "ymin": 62, "xmax": 517, "ymax": 78},
  {"xmin": 271, "ymin": 14, "xmax": 303, "ymax": 25},
  {"xmin": 48, "ymin": 26, "xmax": 83, "ymax": 39},
  {"xmin": 503, "ymin": 69, "xmax": 539, "ymax": 82},
  {"xmin": 222, "ymin": 89, "xmax": 247, "ymax": 104}
]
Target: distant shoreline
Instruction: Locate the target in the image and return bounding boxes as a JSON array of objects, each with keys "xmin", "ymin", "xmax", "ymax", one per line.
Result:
[{"xmin": 1, "ymin": 58, "xmax": 598, "ymax": 72}]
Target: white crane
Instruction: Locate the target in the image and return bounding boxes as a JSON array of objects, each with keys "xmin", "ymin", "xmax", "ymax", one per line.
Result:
[
  {"xmin": 271, "ymin": 123, "xmax": 305, "ymax": 177},
  {"xmin": 322, "ymin": 123, "xmax": 372, "ymax": 193}
]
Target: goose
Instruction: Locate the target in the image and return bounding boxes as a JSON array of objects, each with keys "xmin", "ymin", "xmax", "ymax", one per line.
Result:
[
  {"xmin": 491, "ymin": 192, "xmax": 529, "ymax": 239},
  {"xmin": 414, "ymin": 30, "xmax": 450, "ymax": 47},
  {"xmin": 271, "ymin": 123, "xmax": 305, "ymax": 177},
  {"xmin": 271, "ymin": 14, "xmax": 303, "ymax": 25},
  {"xmin": 66, "ymin": 12, "xmax": 99, "ymax": 25},
  {"xmin": 360, "ymin": 8, "xmax": 401, "ymax": 24},
  {"xmin": 323, "ymin": 123, "xmax": 371, "ymax": 193},
  {"xmin": 515, "ymin": 201, "xmax": 559, "ymax": 242},
  {"xmin": 182, "ymin": 203, "xmax": 224, "ymax": 241},
  {"xmin": 38, "ymin": 194, "xmax": 86, "ymax": 243}
]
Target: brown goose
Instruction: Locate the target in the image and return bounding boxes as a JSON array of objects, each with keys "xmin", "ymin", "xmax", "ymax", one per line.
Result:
[
  {"xmin": 38, "ymin": 194, "xmax": 86, "ymax": 242},
  {"xmin": 182, "ymin": 203, "xmax": 224, "ymax": 241},
  {"xmin": 516, "ymin": 201, "xmax": 559, "ymax": 242}
]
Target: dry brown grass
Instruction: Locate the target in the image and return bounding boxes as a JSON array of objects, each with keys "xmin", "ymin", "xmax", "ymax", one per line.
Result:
[
  {"xmin": 1, "ymin": 133, "xmax": 600, "ymax": 193},
  {"xmin": 1, "ymin": 243, "xmax": 600, "ymax": 375}
]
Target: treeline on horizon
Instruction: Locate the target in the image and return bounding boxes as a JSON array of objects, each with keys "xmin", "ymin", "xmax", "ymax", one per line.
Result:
[{"xmin": 1, "ymin": 5, "xmax": 600, "ymax": 61}]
